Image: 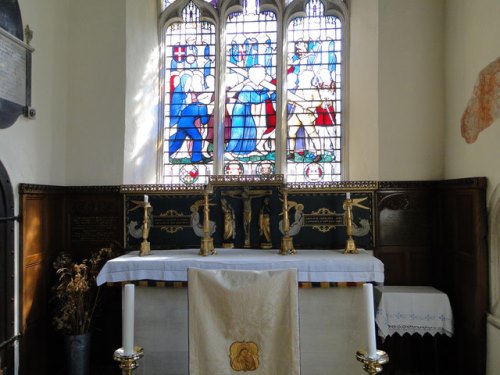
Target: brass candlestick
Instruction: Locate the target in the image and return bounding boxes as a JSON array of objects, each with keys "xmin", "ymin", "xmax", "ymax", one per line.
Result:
[
  {"xmin": 199, "ymin": 187, "xmax": 216, "ymax": 256},
  {"xmin": 280, "ymin": 189, "xmax": 295, "ymax": 255},
  {"xmin": 114, "ymin": 346, "xmax": 144, "ymax": 375},
  {"xmin": 343, "ymin": 197, "xmax": 357, "ymax": 254},
  {"xmin": 343, "ymin": 195, "xmax": 369, "ymax": 254},
  {"xmin": 356, "ymin": 350, "xmax": 389, "ymax": 375},
  {"xmin": 140, "ymin": 202, "xmax": 152, "ymax": 256}
]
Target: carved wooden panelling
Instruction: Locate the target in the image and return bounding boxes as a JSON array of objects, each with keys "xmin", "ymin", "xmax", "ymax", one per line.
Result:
[
  {"xmin": 377, "ymin": 191, "xmax": 435, "ymax": 247},
  {"xmin": 375, "ymin": 187, "xmax": 436, "ymax": 287},
  {"xmin": 436, "ymin": 179, "xmax": 488, "ymax": 375}
]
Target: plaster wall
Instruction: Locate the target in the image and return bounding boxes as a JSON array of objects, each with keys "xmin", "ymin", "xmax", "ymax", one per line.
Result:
[
  {"xmin": 123, "ymin": 0, "xmax": 159, "ymax": 185},
  {"xmin": 348, "ymin": 0, "xmax": 379, "ymax": 180},
  {"xmin": 378, "ymin": 0, "xmax": 445, "ymax": 181},
  {"xmin": 0, "ymin": 0, "xmax": 69, "ymax": 187},
  {"xmin": 65, "ymin": 0, "xmax": 126, "ymax": 185},
  {"xmin": 444, "ymin": 0, "xmax": 500, "ymax": 190},
  {"xmin": 443, "ymin": 1, "xmax": 500, "ymax": 373}
]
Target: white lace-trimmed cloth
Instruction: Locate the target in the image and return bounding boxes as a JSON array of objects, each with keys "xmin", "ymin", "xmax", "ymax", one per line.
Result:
[
  {"xmin": 188, "ymin": 268, "xmax": 300, "ymax": 375},
  {"xmin": 375, "ymin": 286, "xmax": 454, "ymax": 338}
]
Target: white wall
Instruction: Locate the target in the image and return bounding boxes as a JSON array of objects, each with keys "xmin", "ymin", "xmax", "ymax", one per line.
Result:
[
  {"xmin": 65, "ymin": 0, "xmax": 126, "ymax": 185},
  {"xmin": 444, "ymin": 0, "xmax": 500, "ymax": 190},
  {"xmin": 378, "ymin": 0, "xmax": 445, "ymax": 181},
  {"xmin": 348, "ymin": 0, "xmax": 379, "ymax": 180},
  {"xmin": 123, "ymin": 0, "xmax": 159, "ymax": 184},
  {"xmin": 443, "ymin": 1, "xmax": 500, "ymax": 374},
  {"xmin": 0, "ymin": 0, "xmax": 70, "ymax": 187}
]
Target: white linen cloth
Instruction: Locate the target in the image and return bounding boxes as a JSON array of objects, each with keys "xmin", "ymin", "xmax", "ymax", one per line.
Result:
[
  {"xmin": 96, "ymin": 248, "xmax": 384, "ymax": 285},
  {"xmin": 374, "ymin": 286, "xmax": 454, "ymax": 338},
  {"xmin": 188, "ymin": 268, "xmax": 300, "ymax": 375}
]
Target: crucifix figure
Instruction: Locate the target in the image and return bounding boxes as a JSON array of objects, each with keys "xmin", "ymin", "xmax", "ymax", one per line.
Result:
[{"xmin": 222, "ymin": 186, "xmax": 272, "ymax": 248}]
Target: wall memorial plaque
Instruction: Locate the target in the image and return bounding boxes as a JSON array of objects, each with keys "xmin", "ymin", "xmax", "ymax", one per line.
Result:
[{"xmin": 0, "ymin": 0, "xmax": 35, "ymax": 129}]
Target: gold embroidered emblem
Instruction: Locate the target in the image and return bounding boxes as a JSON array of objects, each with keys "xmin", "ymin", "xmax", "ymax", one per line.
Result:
[{"xmin": 229, "ymin": 341, "xmax": 259, "ymax": 371}]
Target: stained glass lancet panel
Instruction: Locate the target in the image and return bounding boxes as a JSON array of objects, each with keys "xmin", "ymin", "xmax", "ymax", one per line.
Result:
[
  {"xmin": 286, "ymin": 0, "xmax": 342, "ymax": 183},
  {"xmin": 162, "ymin": 1, "xmax": 216, "ymax": 185},
  {"xmin": 162, "ymin": 0, "xmax": 217, "ymax": 12},
  {"xmin": 223, "ymin": 11, "xmax": 277, "ymax": 177}
]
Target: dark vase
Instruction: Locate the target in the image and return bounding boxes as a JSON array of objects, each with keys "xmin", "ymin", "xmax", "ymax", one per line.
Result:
[{"xmin": 65, "ymin": 333, "xmax": 91, "ymax": 375}]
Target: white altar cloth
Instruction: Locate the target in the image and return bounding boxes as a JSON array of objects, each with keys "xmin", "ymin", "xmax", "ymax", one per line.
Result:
[
  {"xmin": 375, "ymin": 286, "xmax": 454, "ymax": 338},
  {"xmin": 96, "ymin": 248, "xmax": 384, "ymax": 285}
]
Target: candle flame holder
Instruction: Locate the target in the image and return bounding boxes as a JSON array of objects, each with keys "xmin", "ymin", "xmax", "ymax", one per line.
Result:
[
  {"xmin": 356, "ymin": 349, "xmax": 389, "ymax": 375},
  {"xmin": 114, "ymin": 346, "xmax": 144, "ymax": 375}
]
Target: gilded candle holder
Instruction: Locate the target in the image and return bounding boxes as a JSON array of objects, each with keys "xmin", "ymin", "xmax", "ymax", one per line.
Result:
[
  {"xmin": 279, "ymin": 188, "xmax": 296, "ymax": 255},
  {"xmin": 343, "ymin": 197, "xmax": 358, "ymax": 254},
  {"xmin": 139, "ymin": 202, "xmax": 152, "ymax": 257},
  {"xmin": 114, "ymin": 346, "xmax": 144, "ymax": 375},
  {"xmin": 356, "ymin": 349, "xmax": 389, "ymax": 375},
  {"xmin": 199, "ymin": 186, "xmax": 216, "ymax": 256}
]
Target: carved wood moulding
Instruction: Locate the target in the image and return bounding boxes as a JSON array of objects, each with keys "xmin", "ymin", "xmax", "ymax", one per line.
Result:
[
  {"xmin": 377, "ymin": 192, "xmax": 431, "ymax": 211},
  {"xmin": 19, "ymin": 184, "xmax": 120, "ymax": 194}
]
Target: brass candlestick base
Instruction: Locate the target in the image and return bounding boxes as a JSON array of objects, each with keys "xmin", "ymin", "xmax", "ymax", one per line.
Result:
[
  {"xmin": 199, "ymin": 237, "xmax": 215, "ymax": 256},
  {"xmin": 356, "ymin": 350, "xmax": 389, "ymax": 375},
  {"xmin": 280, "ymin": 236, "xmax": 296, "ymax": 255},
  {"xmin": 114, "ymin": 346, "xmax": 144, "ymax": 375},
  {"xmin": 139, "ymin": 240, "xmax": 151, "ymax": 256},
  {"xmin": 344, "ymin": 236, "xmax": 358, "ymax": 254}
]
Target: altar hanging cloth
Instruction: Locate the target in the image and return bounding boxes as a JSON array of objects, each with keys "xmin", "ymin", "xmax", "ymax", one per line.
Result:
[
  {"xmin": 96, "ymin": 248, "xmax": 384, "ymax": 285},
  {"xmin": 188, "ymin": 268, "xmax": 300, "ymax": 375},
  {"xmin": 375, "ymin": 286, "xmax": 454, "ymax": 338}
]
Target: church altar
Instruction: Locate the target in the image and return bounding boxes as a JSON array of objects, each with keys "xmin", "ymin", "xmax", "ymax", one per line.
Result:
[{"xmin": 98, "ymin": 248, "xmax": 384, "ymax": 375}]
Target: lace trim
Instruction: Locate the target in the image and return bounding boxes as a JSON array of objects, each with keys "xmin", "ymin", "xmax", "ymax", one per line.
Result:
[
  {"xmin": 376, "ymin": 310, "xmax": 454, "ymax": 337},
  {"xmin": 381, "ymin": 325, "xmax": 454, "ymax": 337}
]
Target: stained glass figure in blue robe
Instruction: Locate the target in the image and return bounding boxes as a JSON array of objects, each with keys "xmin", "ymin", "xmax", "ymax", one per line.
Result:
[
  {"xmin": 226, "ymin": 66, "xmax": 275, "ymax": 155},
  {"xmin": 169, "ymin": 96, "xmax": 210, "ymax": 163}
]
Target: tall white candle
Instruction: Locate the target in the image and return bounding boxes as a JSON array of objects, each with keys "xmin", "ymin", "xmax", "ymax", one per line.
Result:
[
  {"xmin": 363, "ymin": 283, "xmax": 377, "ymax": 358},
  {"xmin": 346, "ymin": 192, "xmax": 351, "ymax": 200},
  {"xmin": 144, "ymin": 195, "xmax": 149, "ymax": 203},
  {"xmin": 123, "ymin": 283, "xmax": 135, "ymax": 356}
]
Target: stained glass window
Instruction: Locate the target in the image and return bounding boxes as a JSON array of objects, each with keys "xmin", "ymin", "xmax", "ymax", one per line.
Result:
[
  {"xmin": 286, "ymin": 0, "xmax": 342, "ymax": 182},
  {"xmin": 224, "ymin": 11, "xmax": 277, "ymax": 177},
  {"xmin": 162, "ymin": 2, "xmax": 216, "ymax": 184},
  {"xmin": 160, "ymin": 0, "xmax": 346, "ymax": 185},
  {"xmin": 162, "ymin": 0, "xmax": 216, "ymax": 12}
]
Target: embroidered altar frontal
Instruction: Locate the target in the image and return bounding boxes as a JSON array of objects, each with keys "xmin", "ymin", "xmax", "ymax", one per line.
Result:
[{"xmin": 188, "ymin": 269, "xmax": 300, "ymax": 375}]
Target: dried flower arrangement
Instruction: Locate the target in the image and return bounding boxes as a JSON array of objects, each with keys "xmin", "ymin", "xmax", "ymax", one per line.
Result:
[{"xmin": 52, "ymin": 245, "xmax": 118, "ymax": 336}]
